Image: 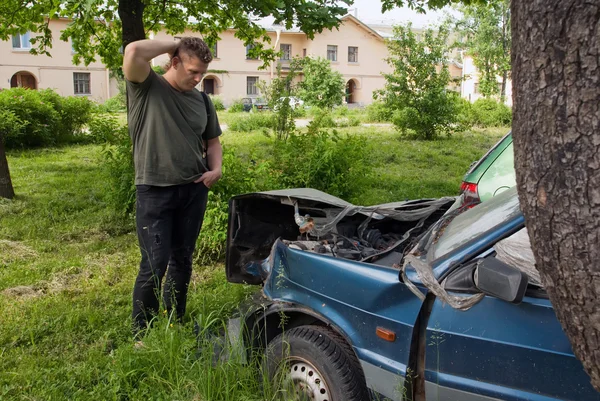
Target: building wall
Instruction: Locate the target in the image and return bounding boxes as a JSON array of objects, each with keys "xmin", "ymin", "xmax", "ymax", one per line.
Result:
[
  {"xmin": 304, "ymin": 18, "xmax": 391, "ymax": 105},
  {"xmin": 151, "ymin": 18, "xmax": 391, "ymax": 106},
  {"xmin": 461, "ymin": 55, "xmax": 512, "ymax": 106},
  {"xmin": 0, "ymin": 19, "xmax": 113, "ymax": 101}
]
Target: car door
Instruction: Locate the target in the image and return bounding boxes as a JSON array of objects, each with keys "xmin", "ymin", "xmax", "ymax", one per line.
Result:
[{"xmin": 423, "ymin": 256, "xmax": 599, "ymax": 401}]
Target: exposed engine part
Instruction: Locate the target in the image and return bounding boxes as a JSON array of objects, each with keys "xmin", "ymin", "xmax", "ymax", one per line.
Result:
[
  {"xmin": 336, "ymin": 249, "xmax": 362, "ymax": 260},
  {"xmin": 363, "ymin": 229, "xmax": 387, "ymax": 249}
]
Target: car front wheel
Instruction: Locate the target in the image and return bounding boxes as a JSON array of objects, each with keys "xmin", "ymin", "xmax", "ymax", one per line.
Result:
[{"xmin": 265, "ymin": 325, "xmax": 369, "ymax": 401}]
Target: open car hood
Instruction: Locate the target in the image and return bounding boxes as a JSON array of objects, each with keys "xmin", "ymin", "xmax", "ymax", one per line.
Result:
[{"xmin": 225, "ymin": 188, "xmax": 456, "ymax": 284}]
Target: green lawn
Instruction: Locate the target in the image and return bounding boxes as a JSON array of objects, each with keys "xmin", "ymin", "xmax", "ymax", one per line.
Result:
[{"xmin": 0, "ymin": 124, "xmax": 507, "ymax": 400}]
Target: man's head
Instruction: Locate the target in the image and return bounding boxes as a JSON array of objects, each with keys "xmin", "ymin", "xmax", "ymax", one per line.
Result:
[{"xmin": 166, "ymin": 37, "xmax": 213, "ymax": 92}]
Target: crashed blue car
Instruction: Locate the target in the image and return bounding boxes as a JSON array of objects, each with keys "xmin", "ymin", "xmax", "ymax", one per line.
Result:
[{"xmin": 225, "ymin": 187, "xmax": 599, "ymax": 401}]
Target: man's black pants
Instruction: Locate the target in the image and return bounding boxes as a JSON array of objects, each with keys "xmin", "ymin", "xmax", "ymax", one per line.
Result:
[{"xmin": 132, "ymin": 182, "xmax": 209, "ymax": 334}]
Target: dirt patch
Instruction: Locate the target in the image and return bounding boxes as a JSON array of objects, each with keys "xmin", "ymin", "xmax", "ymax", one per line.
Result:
[
  {"xmin": 0, "ymin": 240, "xmax": 38, "ymax": 265},
  {"xmin": 1, "ymin": 269, "xmax": 94, "ymax": 300}
]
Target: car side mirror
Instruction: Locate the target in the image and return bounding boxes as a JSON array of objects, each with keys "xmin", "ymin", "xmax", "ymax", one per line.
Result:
[{"xmin": 475, "ymin": 258, "xmax": 528, "ymax": 304}]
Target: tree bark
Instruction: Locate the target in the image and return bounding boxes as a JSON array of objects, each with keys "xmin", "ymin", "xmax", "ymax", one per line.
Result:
[
  {"xmin": 0, "ymin": 138, "xmax": 15, "ymax": 199},
  {"xmin": 512, "ymin": 0, "xmax": 600, "ymax": 391},
  {"xmin": 118, "ymin": 0, "xmax": 146, "ymax": 48}
]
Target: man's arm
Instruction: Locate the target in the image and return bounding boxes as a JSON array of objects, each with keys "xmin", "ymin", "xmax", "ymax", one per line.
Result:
[
  {"xmin": 195, "ymin": 137, "xmax": 223, "ymax": 188},
  {"xmin": 123, "ymin": 40, "xmax": 179, "ymax": 83}
]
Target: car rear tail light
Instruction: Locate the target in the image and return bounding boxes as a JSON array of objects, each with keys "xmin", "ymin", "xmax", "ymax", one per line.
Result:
[{"xmin": 460, "ymin": 181, "xmax": 481, "ymax": 207}]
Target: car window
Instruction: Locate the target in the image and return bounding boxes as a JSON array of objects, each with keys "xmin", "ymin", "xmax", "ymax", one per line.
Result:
[
  {"xmin": 430, "ymin": 187, "xmax": 521, "ymax": 261},
  {"xmin": 478, "ymin": 142, "xmax": 516, "ymax": 200}
]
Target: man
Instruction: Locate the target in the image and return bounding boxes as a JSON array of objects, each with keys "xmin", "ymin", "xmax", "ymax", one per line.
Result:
[{"xmin": 123, "ymin": 37, "xmax": 222, "ymax": 336}]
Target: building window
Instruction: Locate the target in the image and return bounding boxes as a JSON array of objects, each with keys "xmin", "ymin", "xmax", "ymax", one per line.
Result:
[
  {"xmin": 348, "ymin": 46, "xmax": 358, "ymax": 63},
  {"xmin": 246, "ymin": 44, "xmax": 258, "ymax": 60},
  {"xmin": 211, "ymin": 42, "xmax": 218, "ymax": 58},
  {"xmin": 247, "ymin": 76, "xmax": 259, "ymax": 95},
  {"xmin": 327, "ymin": 45, "xmax": 338, "ymax": 62},
  {"xmin": 12, "ymin": 32, "xmax": 31, "ymax": 50},
  {"xmin": 474, "ymin": 82, "xmax": 480, "ymax": 94},
  {"xmin": 280, "ymin": 44, "xmax": 291, "ymax": 60},
  {"xmin": 303, "ymin": 48, "xmax": 307, "ymax": 57},
  {"xmin": 73, "ymin": 72, "xmax": 91, "ymax": 95}
]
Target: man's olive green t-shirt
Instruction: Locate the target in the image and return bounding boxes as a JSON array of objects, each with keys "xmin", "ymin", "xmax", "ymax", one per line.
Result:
[{"xmin": 126, "ymin": 70, "xmax": 222, "ymax": 186}]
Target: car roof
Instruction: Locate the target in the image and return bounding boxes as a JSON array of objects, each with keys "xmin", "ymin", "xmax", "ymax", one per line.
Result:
[{"xmin": 463, "ymin": 131, "xmax": 513, "ymax": 184}]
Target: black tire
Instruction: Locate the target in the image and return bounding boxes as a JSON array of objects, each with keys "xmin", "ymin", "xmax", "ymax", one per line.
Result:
[{"xmin": 265, "ymin": 325, "xmax": 370, "ymax": 401}]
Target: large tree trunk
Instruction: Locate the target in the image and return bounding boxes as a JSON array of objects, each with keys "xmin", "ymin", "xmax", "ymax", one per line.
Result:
[
  {"xmin": 118, "ymin": 0, "xmax": 146, "ymax": 48},
  {"xmin": 0, "ymin": 138, "xmax": 15, "ymax": 199},
  {"xmin": 512, "ymin": 0, "xmax": 600, "ymax": 391}
]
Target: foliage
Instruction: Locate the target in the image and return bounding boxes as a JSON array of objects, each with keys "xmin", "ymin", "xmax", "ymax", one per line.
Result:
[
  {"xmin": 98, "ymin": 117, "xmax": 136, "ymax": 215},
  {"xmin": 209, "ymin": 95, "xmax": 225, "ymax": 111},
  {"xmin": 298, "ymin": 57, "xmax": 345, "ymax": 110},
  {"xmin": 469, "ymin": 98, "xmax": 512, "ymax": 126},
  {"xmin": 98, "ymin": 95, "xmax": 127, "ymax": 113},
  {"xmin": 227, "ymin": 112, "xmax": 275, "ymax": 132},
  {"xmin": 0, "ymin": 109, "xmax": 27, "ymax": 146},
  {"xmin": 257, "ymin": 60, "xmax": 302, "ymax": 141},
  {"xmin": 194, "ymin": 148, "xmax": 276, "ymax": 265},
  {"xmin": 365, "ymin": 100, "xmax": 394, "ymax": 122},
  {"xmin": 228, "ymin": 99, "xmax": 245, "ymax": 113},
  {"xmin": 272, "ymin": 128, "xmax": 371, "ymax": 201},
  {"xmin": 452, "ymin": 0, "xmax": 511, "ymax": 101},
  {"xmin": 152, "ymin": 65, "xmax": 166, "ymax": 75},
  {"xmin": 378, "ymin": 23, "xmax": 461, "ymax": 140},
  {"xmin": 0, "ymin": 88, "xmax": 94, "ymax": 148},
  {"xmin": 0, "ymin": 0, "xmax": 352, "ymax": 70}
]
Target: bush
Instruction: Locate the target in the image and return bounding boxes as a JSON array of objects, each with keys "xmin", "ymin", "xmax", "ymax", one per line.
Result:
[
  {"xmin": 194, "ymin": 148, "xmax": 276, "ymax": 264},
  {"xmin": 58, "ymin": 96, "xmax": 95, "ymax": 142},
  {"xmin": 272, "ymin": 129, "xmax": 371, "ymax": 200},
  {"xmin": 336, "ymin": 115, "xmax": 361, "ymax": 128},
  {"xmin": 365, "ymin": 101, "xmax": 393, "ymax": 123},
  {"xmin": 0, "ymin": 109, "xmax": 27, "ymax": 146},
  {"xmin": 0, "ymin": 88, "xmax": 95, "ymax": 148},
  {"xmin": 228, "ymin": 112, "xmax": 275, "ymax": 132},
  {"xmin": 209, "ymin": 95, "xmax": 225, "ymax": 111},
  {"xmin": 0, "ymin": 88, "xmax": 60, "ymax": 148},
  {"xmin": 469, "ymin": 98, "xmax": 512, "ymax": 127},
  {"xmin": 98, "ymin": 96, "xmax": 126, "ymax": 113},
  {"xmin": 228, "ymin": 99, "xmax": 245, "ymax": 113},
  {"xmin": 89, "ymin": 113, "xmax": 122, "ymax": 143},
  {"xmin": 100, "ymin": 120, "xmax": 135, "ymax": 215}
]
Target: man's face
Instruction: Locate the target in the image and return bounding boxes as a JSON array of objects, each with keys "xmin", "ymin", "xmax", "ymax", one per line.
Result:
[{"xmin": 173, "ymin": 53, "xmax": 209, "ymax": 91}]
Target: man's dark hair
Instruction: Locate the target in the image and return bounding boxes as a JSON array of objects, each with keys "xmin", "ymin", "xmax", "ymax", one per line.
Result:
[{"xmin": 174, "ymin": 37, "xmax": 213, "ymax": 64}]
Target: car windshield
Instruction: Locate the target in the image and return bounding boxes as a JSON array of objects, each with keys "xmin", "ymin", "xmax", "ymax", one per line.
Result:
[{"xmin": 428, "ymin": 186, "xmax": 521, "ymax": 261}]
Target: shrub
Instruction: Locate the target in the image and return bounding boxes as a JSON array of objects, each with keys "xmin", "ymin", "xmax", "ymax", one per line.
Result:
[
  {"xmin": 0, "ymin": 109, "xmax": 27, "ymax": 146},
  {"xmin": 0, "ymin": 88, "xmax": 95, "ymax": 148},
  {"xmin": 228, "ymin": 112, "xmax": 275, "ymax": 132},
  {"xmin": 89, "ymin": 113, "xmax": 122, "ymax": 143},
  {"xmin": 365, "ymin": 101, "xmax": 393, "ymax": 122},
  {"xmin": 470, "ymin": 98, "xmax": 512, "ymax": 127},
  {"xmin": 209, "ymin": 95, "xmax": 225, "ymax": 111},
  {"xmin": 194, "ymin": 148, "xmax": 276, "ymax": 265},
  {"xmin": 271, "ymin": 129, "xmax": 371, "ymax": 200},
  {"xmin": 336, "ymin": 115, "xmax": 361, "ymax": 128},
  {"xmin": 0, "ymin": 88, "xmax": 60, "ymax": 148},
  {"xmin": 100, "ymin": 120, "xmax": 135, "ymax": 215},
  {"xmin": 98, "ymin": 96, "xmax": 126, "ymax": 113},
  {"xmin": 228, "ymin": 99, "xmax": 245, "ymax": 113},
  {"xmin": 57, "ymin": 96, "xmax": 94, "ymax": 142}
]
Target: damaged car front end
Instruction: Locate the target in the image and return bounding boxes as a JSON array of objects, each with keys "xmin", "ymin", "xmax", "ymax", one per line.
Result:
[{"xmin": 224, "ymin": 188, "xmax": 599, "ymax": 401}]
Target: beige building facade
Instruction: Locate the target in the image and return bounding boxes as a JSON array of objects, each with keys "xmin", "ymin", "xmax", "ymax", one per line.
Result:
[
  {"xmin": 460, "ymin": 54, "xmax": 513, "ymax": 106},
  {"xmin": 1, "ymin": 15, "xmax": 466, "ymax": 106},
  {"xmin": 0, "ymin": 19, "xmax": 118, "ymax": 101},
  {"xmin": 152, "ymin": 15, "xmax": 393, "ymax": 106}
]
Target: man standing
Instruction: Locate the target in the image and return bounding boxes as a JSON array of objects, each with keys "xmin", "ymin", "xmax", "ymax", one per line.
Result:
[{"xmin": 123, "ymin": 37, "xmax": 222, "ymax": 336}]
